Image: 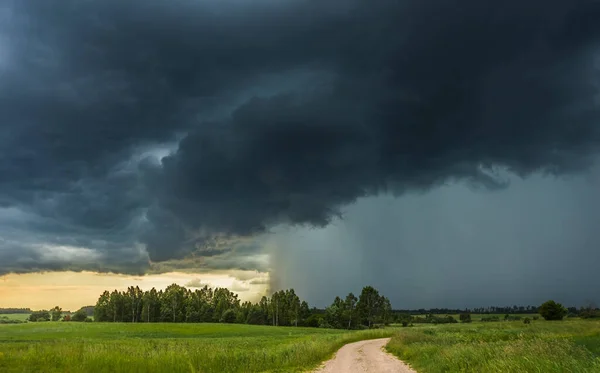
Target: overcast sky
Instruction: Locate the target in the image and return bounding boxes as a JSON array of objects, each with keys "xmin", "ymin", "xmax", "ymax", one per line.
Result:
[{"xmin": 1, "ymin": 0, "xmax": 600, "ymax": 309}]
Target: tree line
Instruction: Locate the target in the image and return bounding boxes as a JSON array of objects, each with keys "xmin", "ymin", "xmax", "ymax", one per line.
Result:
[
  {"xmin": 0, "ymin": 308, "xmax": 31, "ymax": 314},
  {"xmin": 92, "ymin": 284, "xmax": 392, "ymax": 329},
  {"xmin": 397, "ymin": 305, "xmax": 540, "ymax": 315}
]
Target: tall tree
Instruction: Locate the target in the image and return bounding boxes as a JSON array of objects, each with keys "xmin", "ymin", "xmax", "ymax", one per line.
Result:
[
  {"xmin": 344, "ymin": 293, "xmax": 358, "ymax": 329},
  {"xmin": 50, "ymin": 306, "xmax": 62, "ymax": 322},
  {"xmin": 357, "ymin": 286, "xmax": 382, "ymax": 328},
  {"xmin": 162, "ymin": 284, "xmax": 187, "ymax": 322}
]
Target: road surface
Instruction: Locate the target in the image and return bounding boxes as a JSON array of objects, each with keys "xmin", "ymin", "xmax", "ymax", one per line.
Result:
[{"xmin": 312, "ymin": 338, "xmax": 416, "ymax": 373}]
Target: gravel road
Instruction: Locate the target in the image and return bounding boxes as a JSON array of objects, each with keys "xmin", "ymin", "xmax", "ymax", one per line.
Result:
[{"xmin": 312, "ymin": 338, "xmax": 416, "ymax": 373}]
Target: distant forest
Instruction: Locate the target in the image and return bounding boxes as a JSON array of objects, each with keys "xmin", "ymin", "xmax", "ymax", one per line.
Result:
[
  {"xmin": 93, "ymin": 284, "xmax": 392, "ymax": 329},
  {"xmin": 400, "ymin": 306, "xmax": 541, "ymax": 315},
  {"xmin": 15, "ymin": 286, "xmax": 595, "ymax": 327},
  {"xmin": 87, "ymin": 284, "xmax": 595, "ymax": 329},
  {"xmin": 0, "ymin": 308, "xmax": 31, "ymax": 314}
]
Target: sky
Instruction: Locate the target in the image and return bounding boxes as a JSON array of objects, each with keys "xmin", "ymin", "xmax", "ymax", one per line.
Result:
[{"xmin": 1, "ymin": 0, "xmax": 600, "ymax": 310}]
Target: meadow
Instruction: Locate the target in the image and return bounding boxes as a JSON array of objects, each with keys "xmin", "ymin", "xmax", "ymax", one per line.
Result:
[
  {"xmin": 0, "ymin": 322, "xmax": 393, "ymax": 373},
  {"xmin": 2, "ymin": 317, "xmax": 600, "ymax": 372},
  {"xmin": 387, "ymin": 318, "xmax": 600, "ymax": 372},
  {"xmin": 0, "ymin": 313, "xmax": 30, "ymax": 322}
]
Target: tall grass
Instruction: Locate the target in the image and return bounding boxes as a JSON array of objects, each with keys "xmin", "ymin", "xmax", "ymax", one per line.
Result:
[
  {"xmin": 0, "ymin": 322, "xmax": 393, "ymax": 373},
  {"xmin": 386, "ymin": 319, "xmax": 600, "ymax": 373}
]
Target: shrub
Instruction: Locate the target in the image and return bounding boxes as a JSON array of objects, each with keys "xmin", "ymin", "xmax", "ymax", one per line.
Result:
[
  {"xmin": 523, "ymin": 317, "xmax": 531, "ymax": 324},
  {"xmin": 481, "ymin": 316, "xmax": 500, "ymax": 322},
  {"xmin": 219, "ymin": 309, "xmax": 236, "ymax": 323},
  {"xmin": 459, "ymin": 312, "xmax": 472, "ymax": 323},
  {"xmin": 431, "ymin": 315, "xmax": 457, "ymax": 324},
  {"xmin": 533, "ymin": 316, "xmax": 539, "ymax": 321},
  {"xmin": 539, "ymin": 300, "xmax": 568, "ymax": 321},
  {"xmin": 28, "ymin": 310, "xmax": 50, "ymax": 322},
  {"xmin": 304, "ymin": 314, "xmax": 322, "ymax": 328},
  {"xmin": 579, "ymin": 304, "xmax": 600, "ymax": 319},
  {"xmin": 71, "ymin": 309, "xmax": 88, "ymax": 322}
]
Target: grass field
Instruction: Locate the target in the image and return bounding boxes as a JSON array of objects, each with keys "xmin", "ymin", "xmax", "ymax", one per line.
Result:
[
  {"xmin": 0, "ymin": 313, "xmax": 30, "ymax": 321},
  {"xmin": 3, "ymin": 318, "xmax": 600, "ymax": 372},
  {"xmin": 0, "ymin": 322, "xmax": 393, "ymax": 373},
  {"xmin": 387, "ymin": 319, "xmax": 600, "ymax": 372}
]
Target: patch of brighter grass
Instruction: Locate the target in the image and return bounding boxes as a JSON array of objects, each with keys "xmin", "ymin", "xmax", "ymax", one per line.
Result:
[
  {"xmin": 0, "ymin": 313, "xmax": 30, "ymax": 322},
  {"xmin": 0, "ymin": 322, "xmax": 394, "ymax": 373},
  {"xmin": 386, "ymin": 319, "xmax": 600, "ymax": 373}
]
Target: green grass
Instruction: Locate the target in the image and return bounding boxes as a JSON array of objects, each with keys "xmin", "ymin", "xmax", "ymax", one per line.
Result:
[
  {"xmin": 0, "ymin": 322, "xmax": 393, "ymax": 373},
  {"xmin": 0, "ymin": 313, "xmax": 30, "ymax": 322},
  {"xmin": 387, "ymin": 319, "xmax": 600, "ymax": 372}
]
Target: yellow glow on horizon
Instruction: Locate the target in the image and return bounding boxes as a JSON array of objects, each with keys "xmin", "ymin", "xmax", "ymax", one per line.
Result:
[{"xmin": 0, "ymin": 271, "xmax": 269, "ymax": 311}]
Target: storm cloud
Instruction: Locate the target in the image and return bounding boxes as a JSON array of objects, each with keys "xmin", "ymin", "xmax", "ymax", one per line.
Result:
[{"xmin": 1, "ymin": 0, "xmax": 600, "ymax": 305}]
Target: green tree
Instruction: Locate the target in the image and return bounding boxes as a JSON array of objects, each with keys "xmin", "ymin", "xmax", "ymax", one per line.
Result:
[
  {"xmin": 50, "ymin": 306, "xmax": 62, "ymax": 321},
  {"xmin": 71, "ymin": 309, "xmax": 88, "ymax": 322},
  {"xmin": 109, "ymin": 290, "xmax": 125, "ymax": 322},
  {"xmin": 286, "ymin": 289, "xmax": 301, "ymax": 327},
  {"xmin": 344, "ymin": 293, "xmax": 358, "ymax": 329},
  {"xmin": 212, "ymin": 288, "xmax": 239, "ymax": 323},
  {"xmin": 220, "ymin": 309, "xmax": 236, "ymax": 323},
  {"xmin": 380, "ymin": 297, "xmax": 392, "ymax": 325},
  {"xmin": 162, "ymin": 284, "xmax": 187, "ymax": 322},
  {"xmin": 142, "ymin": 288, "xmax": 161, "ymax": 322},
  {"xmin": 126, "ymin": 286, "xmax": 144, "ymax": 323},
  {"xmin": 357, "ymin": 286, "xmax": 382, "ymax": 328},
  {"xmin": 539, "ymin": 300, "xmax": 568, "ymax": 321},
  {"xmin": 246, "ymin": 304, "xmax": 266, "ymax": 325},
  {"xmin": 323, "ymin": 297, "xmax": 345, "ymax": 329},
  {"xmin": 94, "ymin": 291, "xmax": 111, "ymax": 322},
  {"xmin": 299, "ymin": 301, "xmax": 311, "ymax": 326}
]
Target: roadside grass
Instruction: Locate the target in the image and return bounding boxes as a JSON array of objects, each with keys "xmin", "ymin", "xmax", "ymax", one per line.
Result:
[
  {"xmin": 387, "ymin": 319, "xmax": 600, "ymax": 373},
  {"xmin": 0, "ymin": 322, "xmax": 394, "ymax": 373}
]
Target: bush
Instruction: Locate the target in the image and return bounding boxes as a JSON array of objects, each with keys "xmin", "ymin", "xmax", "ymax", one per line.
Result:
[
  {"xmin": 431, "ymin": 315, "xmax": 457, "ymax": 324},
  {"xmin": 401, "ymin": 320, "xmax": 409, "ymax": 327},
  {"xmin": 481, "ymin": 316, "xmax": 500, "ymax": 322},
  {"xmin": 304, "ymin": 314, "xmax": 322, "ymax": 328},
  {"xmin": 533, "ymin": 316, "xmax": 539, "ymax": 321},
  {"xmin": 523, "ymin": 317, "xmax": 531, "ymax": 324},
  {"xmin": 219, "ymin": 309, "xmax": 236, "ymax": 323},
  {"xmin": 71, "ymin": 309, "xmax": 88, "ymax": 322},
  {"xmin": 459, "ymin": 313, "xmax": 472, "ymax": 323},
  {"xmin": 413, "ymin": 315, "xmax": 457, "ymax": 324},
  {"xmin": 539, "ymin": 300, "xmax": 568, "ymax": 321},
  {"xmin": 505, "ymin": 315, "xmax": 522, "ymax": 321},
  {"xmin": 580, "ymin": 309, "xmax": 600, "ymax": 319},
  {"xmin": 28, "ymin": 310, "xmax": 50, "ymax": 322}
]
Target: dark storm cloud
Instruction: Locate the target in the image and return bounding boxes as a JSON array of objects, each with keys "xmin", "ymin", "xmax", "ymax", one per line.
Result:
[
  {"xmin": 270, "ymin": 170, "xmax": 600, "ymax": 308},
  {"xmin": 0, "ymin": 0, "xmax": 600, "ymax": 275}
]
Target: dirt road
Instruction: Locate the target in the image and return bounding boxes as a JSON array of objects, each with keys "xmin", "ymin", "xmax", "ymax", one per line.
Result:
[{"xmin": 312, "ymin": 338, "xmax": 416, "ymax": 373}]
